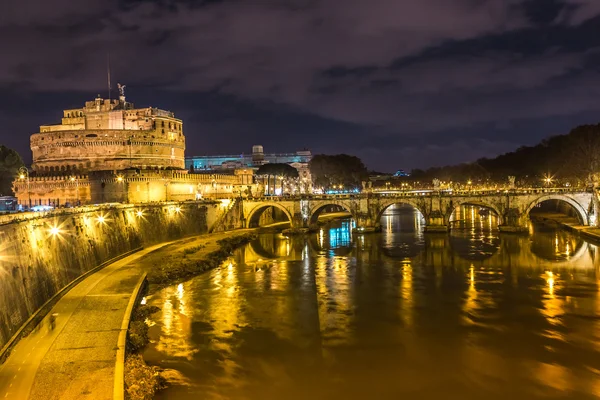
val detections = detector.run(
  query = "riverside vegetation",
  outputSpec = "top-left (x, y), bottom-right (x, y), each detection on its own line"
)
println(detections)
top-left (124, 231), bottom-right (257, 400)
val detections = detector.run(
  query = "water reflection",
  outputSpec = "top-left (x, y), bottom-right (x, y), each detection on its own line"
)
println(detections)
top-left (145, 207), bottom-right (600, 400)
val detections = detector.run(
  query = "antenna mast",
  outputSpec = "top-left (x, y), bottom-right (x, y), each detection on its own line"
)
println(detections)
top-left (107, 53), bottom-right (112, 100)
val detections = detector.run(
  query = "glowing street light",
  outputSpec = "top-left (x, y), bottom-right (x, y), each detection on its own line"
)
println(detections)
top-left (136, 210), bottom-right (143, 218)
top-left (96, 215), bottom-right (106, 224)
top-left (543, 174), bottom-right (553, 187)
top-left (49, 226), bottom-right (61, 236)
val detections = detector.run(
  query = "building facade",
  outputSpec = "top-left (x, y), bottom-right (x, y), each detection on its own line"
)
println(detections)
top-left (14, 90), bottom-right (255, 207)
top-left (32, 93), bottom-right (185, 174)
top-left (188, 144), bottom-right (311, 177)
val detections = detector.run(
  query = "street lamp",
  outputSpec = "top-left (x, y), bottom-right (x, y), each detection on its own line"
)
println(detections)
top-left (70, 176), bottom-right (79, 206)
top-left (543, 174), bottom-right (553, 187)
top-left (18, 167), bottom-right (31, 210)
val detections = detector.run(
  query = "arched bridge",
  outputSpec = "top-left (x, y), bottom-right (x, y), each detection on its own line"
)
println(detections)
top-left (234, 188), bottom-right (598, 233)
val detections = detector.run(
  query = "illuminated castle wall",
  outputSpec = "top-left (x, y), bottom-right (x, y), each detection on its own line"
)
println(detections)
top-left (31, 94), bottom-right (185, 174)
top-left (14, 92), bottom-right (256, 206)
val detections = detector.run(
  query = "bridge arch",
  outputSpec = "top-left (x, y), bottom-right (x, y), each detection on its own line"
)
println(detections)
top-left (525, 194), bottom-right (589, 226)
top-left (247, 202), bottom-right (294, 228)
top-left (377, 200), bottom-right (426, 223)
top-left (308, 201), bottom-right (355, 225)
top-left (448, 201), bottom-right (504, 227)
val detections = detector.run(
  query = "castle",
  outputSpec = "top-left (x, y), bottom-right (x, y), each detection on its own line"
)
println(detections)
top-left (14, 88), bottom-right (254, 207)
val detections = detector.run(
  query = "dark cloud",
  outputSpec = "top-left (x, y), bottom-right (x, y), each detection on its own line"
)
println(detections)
top-left (1, 0), bottom-right (600, 171)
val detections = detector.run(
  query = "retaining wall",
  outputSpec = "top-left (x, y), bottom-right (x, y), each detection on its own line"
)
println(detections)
top-left (0, 202), bottom-right (219, 348)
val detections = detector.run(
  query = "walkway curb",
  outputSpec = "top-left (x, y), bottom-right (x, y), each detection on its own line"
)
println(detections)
top-left (0, 247), bottom-right (143, 365)
top-left (114, 272), bottom-right (148, 400)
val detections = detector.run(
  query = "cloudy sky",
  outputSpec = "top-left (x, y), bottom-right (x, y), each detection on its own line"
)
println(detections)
top-left (1, 0), bottom-right (600, 171)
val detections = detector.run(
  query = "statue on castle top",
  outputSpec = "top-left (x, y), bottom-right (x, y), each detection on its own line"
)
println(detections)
top-left (117, 83), bottom-right (126, 97)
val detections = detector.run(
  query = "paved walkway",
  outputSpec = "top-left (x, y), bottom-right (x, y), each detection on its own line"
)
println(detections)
top-left (0, 242), bottom-right (173, 400)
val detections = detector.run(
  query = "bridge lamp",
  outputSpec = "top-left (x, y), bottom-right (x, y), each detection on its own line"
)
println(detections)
top-left (97, 215), bottom-right (106, 224)
top-left (467, 180), bottom-right (472, 185)
top-left (136, 210), bottom-right (144, 218)
top-left (175, 206), bottom-right (181, 213)
top-left (117, 176), bottom-right (124, 183)
top-left (49, 226), bottom-right (61, 236)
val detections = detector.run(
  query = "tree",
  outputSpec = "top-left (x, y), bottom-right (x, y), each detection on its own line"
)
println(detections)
top-left (563, 124), bottom-right (600, 185)
top-left (256, 163), bottom-right (299, 195)
top-left (309, 154), bottom-right (368, 191)
top-left (0, 145), bottom-right (24, 196)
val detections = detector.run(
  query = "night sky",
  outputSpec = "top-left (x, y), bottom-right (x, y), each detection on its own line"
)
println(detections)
top-left (2, 0), bottom-right (600, 172)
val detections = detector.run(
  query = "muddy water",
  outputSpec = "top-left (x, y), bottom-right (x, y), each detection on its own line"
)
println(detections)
top-left (144, 205), bottom-right (600, 400)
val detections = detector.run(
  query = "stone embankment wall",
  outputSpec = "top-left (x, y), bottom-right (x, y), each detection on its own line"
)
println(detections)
top-left (0, 202), bottom-right (221, 349)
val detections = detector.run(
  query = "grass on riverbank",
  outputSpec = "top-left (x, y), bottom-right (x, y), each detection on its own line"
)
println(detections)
top-left (146, 232), bottom-right (257, 286)
top-left (124, 304), bottom-right (164, 400)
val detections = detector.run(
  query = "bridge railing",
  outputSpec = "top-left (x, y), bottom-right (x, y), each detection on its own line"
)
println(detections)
top-left (244, 187), bottom-right (592, 202)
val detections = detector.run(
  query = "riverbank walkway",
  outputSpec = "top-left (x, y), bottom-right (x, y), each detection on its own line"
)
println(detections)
top-left (0, 243), bottom-right (172, 400)
top-left (0, 230), bottom-right (252, 400)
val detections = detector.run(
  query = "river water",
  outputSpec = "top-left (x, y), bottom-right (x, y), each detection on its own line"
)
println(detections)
top-left (143, 204), bottom-right (600, 400)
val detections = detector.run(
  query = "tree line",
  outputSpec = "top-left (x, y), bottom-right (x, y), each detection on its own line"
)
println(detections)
top-left (410, 124), bottom-right (600, 185)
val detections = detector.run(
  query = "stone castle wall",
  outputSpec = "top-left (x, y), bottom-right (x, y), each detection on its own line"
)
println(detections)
top-left (0, 202), bottom-right (221, 349)
top-left (31, 129), bottom-right (185, 174)
top-left (13, 170), bottom-right (258, 207)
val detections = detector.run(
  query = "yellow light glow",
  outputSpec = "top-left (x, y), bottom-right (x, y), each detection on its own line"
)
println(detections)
top-left (49, 226), bottom-right (61, 236)
top-left (546, 271), bottom-right (555, 296)
top-left (117, 176), bottom-right (123, 182)
top-left (175, 207), bottom-right (181, 213)
top-left (19, 174), bottom-right (25, 180)
top-left (136, 210), bottom-right (143, 217)
top-left (220, 199), bottom-right (231, 208)
top-left (97, 215), bottom-right (106, 224)
top-left (70, 176), bottom-right (75, 182)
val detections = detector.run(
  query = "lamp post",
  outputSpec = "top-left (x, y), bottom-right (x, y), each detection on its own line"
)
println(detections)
top-left (18, 167), bottom-right (31, 210)
top-left (70, 176), bottom-right (79, 206)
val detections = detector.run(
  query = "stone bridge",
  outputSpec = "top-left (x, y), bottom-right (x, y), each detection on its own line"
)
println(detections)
top-left (237, 188), bottom-right (598, 233)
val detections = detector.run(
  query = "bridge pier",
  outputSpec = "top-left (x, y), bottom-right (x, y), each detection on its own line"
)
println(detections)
top-left (424, 211), bottom-right (448, 233)
top-left (498, 208), bottom-right (529, 233)
top-left (352, 214), bottom-right (377, 233)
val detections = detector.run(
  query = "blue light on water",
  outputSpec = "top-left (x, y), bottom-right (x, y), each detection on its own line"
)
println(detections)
top-left (328, 220), bottom-right (352, 248)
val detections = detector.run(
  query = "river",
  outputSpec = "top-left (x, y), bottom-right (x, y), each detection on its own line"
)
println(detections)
top-left (143, 204), bottom-right (600, 399)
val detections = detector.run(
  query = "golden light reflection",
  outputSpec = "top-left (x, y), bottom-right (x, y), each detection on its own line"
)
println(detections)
top-left (541, 270), bottom-right (565, 332)
top-left (532, 362), bottom-right (572, 392)
top-left (156, 283), bottom-right (195, 360)
top-left (546, 271), bottom-right (555, 296)
top-left (400, 261), bottom-right (414, 328)
top-left (206, 258), bottom-right (244, 365)
top-left (462, 264), bottom-right (480, 326)
top-left (316, 255), bottom-right (353, 346)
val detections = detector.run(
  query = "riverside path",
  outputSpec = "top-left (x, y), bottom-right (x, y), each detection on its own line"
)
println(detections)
top-left (0, 243), bottom-right (171, 400)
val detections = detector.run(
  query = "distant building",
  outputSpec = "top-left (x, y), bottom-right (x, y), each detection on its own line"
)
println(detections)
top-left (394, 169), bottom-right (410, 177)
top-left (187, 145), bottom-right (312, 181)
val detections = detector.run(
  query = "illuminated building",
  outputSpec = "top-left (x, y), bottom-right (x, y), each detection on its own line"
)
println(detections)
top-left (13, 88), bottom-right (255, 207)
